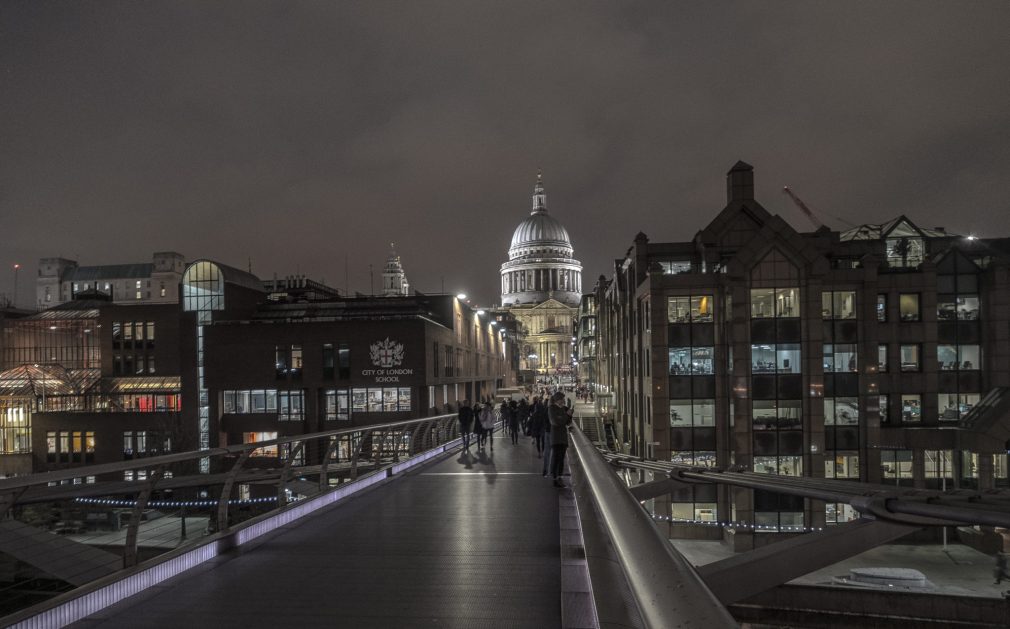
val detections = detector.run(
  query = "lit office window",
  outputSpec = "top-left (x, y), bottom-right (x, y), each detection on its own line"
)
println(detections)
top-left (881, 450), bottom-right (913, 479)
top-left (751, 288), bottom-right (799, 319)
top-left (938, 393), bottom-right (980, 421)
top-left (751, 344), bottom-right (800, 374)
top-left (900, 394), bottom-right (921, 423)
top-left (899, 344), bottom-right (921, 371)
top-left (669, 399), bottom-right (715, 427)
top-left (898, 293), bottom-right (920, 321)
top-left (669, 346), bottom-right (714, 375)
top-left (823, 344), bottom-right (857, 372)
top-left (938, 344), bottom-right (980, 371)
top-left (824, 452), bottom-right (859, 479)
top-left (821, 291), bottom-right (856, 320)
top-left (824, 397), bottom-right (859, 426)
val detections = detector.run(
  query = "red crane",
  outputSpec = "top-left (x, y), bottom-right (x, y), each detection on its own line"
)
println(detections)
top-left (782, 186), bottom-right (824, 231)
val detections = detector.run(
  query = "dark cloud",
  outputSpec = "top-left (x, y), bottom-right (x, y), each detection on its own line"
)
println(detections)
top-left (2, 1), bottom-right (1009, 305)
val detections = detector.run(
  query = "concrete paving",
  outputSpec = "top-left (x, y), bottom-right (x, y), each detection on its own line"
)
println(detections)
top-left (72, 436), bottom-right (563, 629)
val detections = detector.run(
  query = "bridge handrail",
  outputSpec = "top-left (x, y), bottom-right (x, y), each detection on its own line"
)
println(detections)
top-left (568, 425), bottom-right (738, 629)
top-left (607, 454), bottom-right (1010, 528)
top-left (0, 413), bottom-right (457, 492)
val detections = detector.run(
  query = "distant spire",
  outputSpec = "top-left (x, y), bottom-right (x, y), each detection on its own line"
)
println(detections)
top-left (532, 170), bottom-right (546, 214)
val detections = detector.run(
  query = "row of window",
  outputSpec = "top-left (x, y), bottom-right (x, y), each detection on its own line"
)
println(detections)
top-left (112, 394), bottom-right (181, 412)
top-left (45, 431), bottom-right (95, 463)
top-left (112, 321), bottom-right (156, 342)
top-left (112, 354), bottom-right (157, 375)
top-left (670, 393), bottom-right (980, 428)
top-left (222, 388), bottom-right (413, 418)
top-left (123, 430), bottom-right (172, 456)
top-left (671, 449), bottom-right (1010, 481)
top-left (665, 290), bottom-right (982, 323)
top-left (222, 390), bottom-right (306, 420)
top-left (669, 343), bottom-right (982, 375)
top-left (276, 343), bottom-right (356, 379)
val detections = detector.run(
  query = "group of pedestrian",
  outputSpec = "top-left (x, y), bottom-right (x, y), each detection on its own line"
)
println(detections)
top-left (457, 390), bottom-right (574, 488)
top-left (456, 399), bottom-right (497, 451)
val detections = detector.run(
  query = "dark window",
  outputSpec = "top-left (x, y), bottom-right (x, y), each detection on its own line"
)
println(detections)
top-left (323, 343), bottom-right (335, 379)
top-left (338, 342), bottom-right (350, 379)
top-left (275, 346), bottom-right (288, 378)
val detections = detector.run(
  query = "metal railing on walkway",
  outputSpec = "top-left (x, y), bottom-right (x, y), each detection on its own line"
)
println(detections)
top-left (0, 413), bottom-right (464, 627)
top-left (605, 453), bottom-right (1010, 528)
top-left (568, 425), bottom-right (738, 628)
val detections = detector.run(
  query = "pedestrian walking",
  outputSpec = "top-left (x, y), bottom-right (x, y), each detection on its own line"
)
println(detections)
top-left (518, 398), bottom-right (530, 435)
top-left (500, 400), bottom-right (512, 440)
top-left (507, 400), bottom-right (520, 444)
top-left (473, 401), bottom-right (485, 449)
top-left (457, 399), bottom-right (474, 450)
top-left (548, 391), bottom-right (573, 487)
top-left (480, 401), bottom-right (495, 451)
top-left (530, 398), bottom-right (547, 458)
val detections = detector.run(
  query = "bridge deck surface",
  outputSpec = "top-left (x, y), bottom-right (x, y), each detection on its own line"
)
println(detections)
top-left (73, 435), bottom-right (562, 628)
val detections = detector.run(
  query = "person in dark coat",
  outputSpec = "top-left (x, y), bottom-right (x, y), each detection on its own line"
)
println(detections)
top-left (517, 398), bottom-right (530, 435)
top-left (479, 401), bottom-right (496, 450)
top-left (529, 398), bottom-right (547, 458)
top-left (473, 401), bottom-right (485, 449)
top-left (457, 399), bottom-right (474, 450)
top-left (548, 391), bottom-right (573, 487)
top-left (507, 400), bottom-right (520, 444)
top-left (500, 400), bottom-right (512, 440)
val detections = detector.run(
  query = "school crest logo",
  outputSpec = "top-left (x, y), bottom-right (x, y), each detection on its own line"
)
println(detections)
top-left (370, 337), bottom-right (405, 368)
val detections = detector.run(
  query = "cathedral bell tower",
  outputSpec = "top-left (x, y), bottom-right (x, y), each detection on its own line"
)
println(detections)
top-left (382, 243), bottom-right (410, 297)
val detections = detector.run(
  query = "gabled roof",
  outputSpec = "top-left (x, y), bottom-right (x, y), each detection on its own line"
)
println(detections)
top-left (0, 365), bottom-right (100, 397)
top-left (840, 216), bottom-right (954, 241)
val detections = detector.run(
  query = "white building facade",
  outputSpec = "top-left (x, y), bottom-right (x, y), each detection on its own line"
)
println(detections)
top-left (500, 174), bottom-right (583, 375)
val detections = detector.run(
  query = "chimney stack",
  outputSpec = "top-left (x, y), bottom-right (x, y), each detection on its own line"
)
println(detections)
top-left (727, 160), bottom-right (754, 203)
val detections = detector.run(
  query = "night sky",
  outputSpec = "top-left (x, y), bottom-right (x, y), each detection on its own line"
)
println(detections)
top-left (3, 2), bottom-right (1009, 307)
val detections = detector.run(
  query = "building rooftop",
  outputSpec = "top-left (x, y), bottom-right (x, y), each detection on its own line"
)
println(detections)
top-left (62, 264), bottom-right (156, 282)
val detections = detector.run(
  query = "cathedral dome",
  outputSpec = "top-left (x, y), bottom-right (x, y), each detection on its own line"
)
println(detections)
top-left (507, 173), bottom-right (574, 260)
top-left (500, 172), bottom-right (582, 308)
top-left (509, 212), bottom-right (572, 252)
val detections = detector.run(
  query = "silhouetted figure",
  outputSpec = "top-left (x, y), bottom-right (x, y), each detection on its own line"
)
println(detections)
top-left (458, 400), bottom-right (474, 450)
top-left (548, 391), bottom-right (573, 487)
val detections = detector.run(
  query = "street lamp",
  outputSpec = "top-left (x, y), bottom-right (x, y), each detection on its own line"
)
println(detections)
top-left (456, 293), bottom-right (467, 300)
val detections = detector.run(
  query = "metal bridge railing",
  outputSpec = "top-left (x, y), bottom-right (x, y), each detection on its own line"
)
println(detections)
top-left (604, 452), bottom-right (1010, 528)
top-left (568, 425), bottom-right (738, 628)
top-left (0, 413), bottom-right (462, 625)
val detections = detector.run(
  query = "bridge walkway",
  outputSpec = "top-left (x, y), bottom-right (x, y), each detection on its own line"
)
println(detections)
top-left (71, 435), bottom-right (562, 629)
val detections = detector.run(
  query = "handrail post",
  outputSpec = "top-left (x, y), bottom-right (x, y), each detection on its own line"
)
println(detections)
top-left (278, 440), bottom-right (306, 506)
top-left (320, 436), bottom-right (341, 491)
top-left (124, 466), bottom-right (164, 568)
top-left (217, 450), bottom-right (251, 533)
top-left (351, 431), bottom-right (364, 480)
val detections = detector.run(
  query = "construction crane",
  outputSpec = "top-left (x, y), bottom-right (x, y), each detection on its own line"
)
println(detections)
top-left (782, 186), bottom-right (825, 231)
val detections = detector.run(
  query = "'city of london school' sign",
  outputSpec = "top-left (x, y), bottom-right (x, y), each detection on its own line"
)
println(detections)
top-left (362, 337), bottom-right (414, 382)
